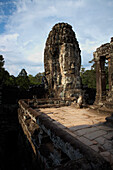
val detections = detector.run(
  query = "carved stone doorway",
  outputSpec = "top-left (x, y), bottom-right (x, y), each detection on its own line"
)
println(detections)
top-left (93, 37), bottom-right (113, 105)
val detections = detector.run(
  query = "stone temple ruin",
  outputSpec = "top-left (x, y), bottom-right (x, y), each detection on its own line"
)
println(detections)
top-left (16, 23), bottom-right (113, 169)
top-left (44, 23), bottom-right (82, 99)
top-left (1, 22), bottom-right (113, 169)
top-left (93, 37), bottom-right (113, 126)
top-left (94, 37), bottom-right (113, 105)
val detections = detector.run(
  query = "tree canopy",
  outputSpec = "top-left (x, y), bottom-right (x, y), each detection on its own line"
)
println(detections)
top-left (0, 55), bottom-right (4, 69)
top-left (1, 55), bottom-right (109, 91)
top-left (80, 67), bottom-right (96, 88)
top-left (80, 63), bottom-right (108, 89)
top-left (0, 55), bottom-right (10, 85)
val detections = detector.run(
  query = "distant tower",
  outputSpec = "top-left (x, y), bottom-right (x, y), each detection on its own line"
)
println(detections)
top-left (44, 23), bottom-right (82, 99)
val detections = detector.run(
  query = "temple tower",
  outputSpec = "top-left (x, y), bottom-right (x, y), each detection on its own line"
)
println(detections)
top-left (44, 23), bottom-right (82, 99)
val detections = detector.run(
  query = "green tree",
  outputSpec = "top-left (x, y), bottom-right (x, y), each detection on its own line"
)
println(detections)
top-left (28, 72), bottom-right (45, 85)
top-left (35, 72), bottom-right (45, 85)
top-left (4, 75), bottom-right (16, 86)
top-left (0, 55), bottom-right (11, 85)
top-left (80, 66), bottom-right (85, 76)
top-left (0, 55), bottom-right (4, 69)
top-left (81, 62), bottom-right (108, 89)
top-left (80, 66), bottom-right (96, 89)
top-left (28, 74), bottom-right (39, 85)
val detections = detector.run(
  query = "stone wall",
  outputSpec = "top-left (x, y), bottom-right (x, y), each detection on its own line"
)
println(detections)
top-left (18, 99), bottom-right (112, 170)
top-left (44, 23), bottom-right (82, 99)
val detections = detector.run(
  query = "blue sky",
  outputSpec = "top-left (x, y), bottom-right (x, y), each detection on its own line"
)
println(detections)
top-left (0, 0), bottom-right (113, 76)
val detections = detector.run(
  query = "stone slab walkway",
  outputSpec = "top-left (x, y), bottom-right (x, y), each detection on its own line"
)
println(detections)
top-left (39, 106), bottom-right (113, 168)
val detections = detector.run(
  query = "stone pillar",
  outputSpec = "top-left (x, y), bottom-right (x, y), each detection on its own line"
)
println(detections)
top-left (107, 38), bottom-right (113, 101)
top-left (109, 54), bottom-right (113, 100)
top-left (95, 60), bottom-right (100, 104)
top-left (108, 57), bottom-right (111, 92)
top-left (101, 57), bottom-right (106, 101)
top-left (95, 57), bottom-right (106, 104)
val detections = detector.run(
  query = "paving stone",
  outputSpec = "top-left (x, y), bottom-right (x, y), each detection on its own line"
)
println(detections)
top-left (76, 127), bottom-right (98, 136)
top-left (69, 125), bottom-right (91, 132)
top-left (39, 106), bottom-right (113, 166)
top-left (90, 145), bottom-right (99, 152)
top-left (92, 140), bottom-right (98, 145)
top-left (103, 142), bottom-right (113, 150)
top-left (98, 145), bottom-right (105, 152)
top-left (40, 107), bottom-right (108, 128)
top-left (95, 136), bottom-right (106, 145)
top-left (100, 151), bottom-right (111, 162)
top-left (98, 125), bottom-right (113, 132)
top-left (92, 122), bottom-right (104, 127)
top-left (100, 151), bottom-right (111, 157)
top-left (77, 136), bottom-right (93, 146)
top-left (104, 132), bottom-right (113, 140)
top-left (84, 130), bottom-right (107, 140)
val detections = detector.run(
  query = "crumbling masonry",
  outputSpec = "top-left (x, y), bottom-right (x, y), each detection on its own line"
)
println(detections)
top-left (17, 24), bottom-right (113, 169)
top-left (44, 23), bottom-right (82, 99)
top-left (93, 37), bottom-right (113, 104)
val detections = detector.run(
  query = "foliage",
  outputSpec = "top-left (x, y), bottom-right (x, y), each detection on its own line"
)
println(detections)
top-left (28, 74), bottom-right (39, 85)
top-left (0, 55), bottom-right (4, 69)
top-left (5, 75), bottom-right (16, 86)
top-left (35, 72), bottom-right (45, 84)
top-left (80, 67), bottom-right (96, 89)
top-left (0, 55), bottom-right (11, 85)
top-left (28, 72), bottom-right (45, 85)
top-left (15, 69), bottom-right (45, 89)
top-left (0, 58), bottom-right (45, 89)
top-left (81, 63), bottom-right (109, 89)
top-left (0, 69), bottom-right (10, 84)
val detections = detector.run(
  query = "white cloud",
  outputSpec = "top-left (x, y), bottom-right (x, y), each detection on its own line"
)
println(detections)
top-left (0, 33), bottom-right (19, 51)
top-left (0, 0), bottom-right (113, 76)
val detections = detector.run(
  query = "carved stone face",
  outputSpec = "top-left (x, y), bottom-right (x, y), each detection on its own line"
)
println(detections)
top-left (44, 23), bottom-right (82, 98)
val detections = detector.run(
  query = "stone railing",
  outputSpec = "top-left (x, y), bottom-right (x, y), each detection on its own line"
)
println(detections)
top-left (18, 99), bottom-right (111, 170)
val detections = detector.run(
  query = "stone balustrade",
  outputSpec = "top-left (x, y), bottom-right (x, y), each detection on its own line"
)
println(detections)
top-left (18, 99), bottom-right (111, 169)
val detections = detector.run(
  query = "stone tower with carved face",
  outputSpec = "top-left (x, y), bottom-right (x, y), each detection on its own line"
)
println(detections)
top-left (44, 23), bottom-right (82, 99)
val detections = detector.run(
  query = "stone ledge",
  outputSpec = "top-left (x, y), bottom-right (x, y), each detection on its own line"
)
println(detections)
top-left (18, 99), bottom-right (112, 169)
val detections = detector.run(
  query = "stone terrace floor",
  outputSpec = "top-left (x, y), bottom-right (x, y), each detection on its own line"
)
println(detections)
top-left (39, 106), bottom-right (113, 168)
